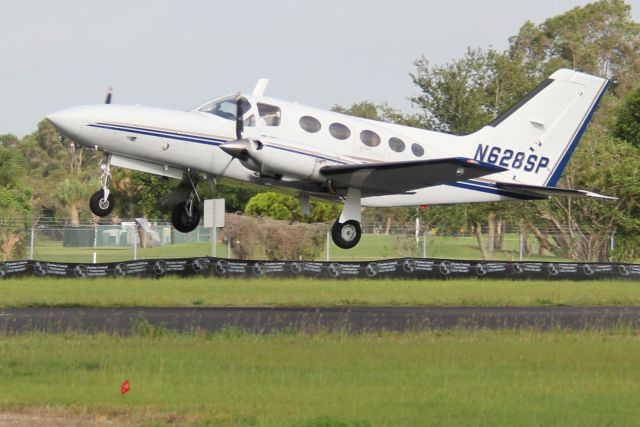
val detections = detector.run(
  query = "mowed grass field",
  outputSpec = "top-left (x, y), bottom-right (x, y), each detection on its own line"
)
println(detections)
top-left (32, 232), bottom-right (565, 263)
top-left (1, 330), bottom-right (640, 426)
top-left (3, 276), bottom-right (640, 425)
top-left (1, 277), bottom-right (640, 307)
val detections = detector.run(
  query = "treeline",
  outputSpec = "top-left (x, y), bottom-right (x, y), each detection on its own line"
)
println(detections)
top-left (1, 0), bottom-right (639, 262)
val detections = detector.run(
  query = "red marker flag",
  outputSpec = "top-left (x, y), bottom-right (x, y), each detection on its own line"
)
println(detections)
top-left (120, 379), bottom-right (130, 395)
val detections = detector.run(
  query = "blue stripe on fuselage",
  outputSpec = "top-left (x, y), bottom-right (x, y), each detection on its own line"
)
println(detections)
top-left (88, 123), bottom-right (226, 145)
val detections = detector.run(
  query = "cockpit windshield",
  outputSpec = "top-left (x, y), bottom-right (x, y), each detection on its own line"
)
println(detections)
top-left (198, 97), bottom-right (251, 121)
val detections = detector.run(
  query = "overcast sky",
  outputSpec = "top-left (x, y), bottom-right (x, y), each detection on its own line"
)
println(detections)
top-left (1, 0), bottom-right (638, 137)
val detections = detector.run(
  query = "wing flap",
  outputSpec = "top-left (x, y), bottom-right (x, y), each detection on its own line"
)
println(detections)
top-left (495, 182), bottom-right (616, 199)
top-left (320, 158), bottom-right (506, 195)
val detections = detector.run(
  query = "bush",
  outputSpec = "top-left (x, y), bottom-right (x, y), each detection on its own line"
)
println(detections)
top-left (245, 192), bottom-right (341, 223)
top-left (222, 214), bottom-right (325, 260)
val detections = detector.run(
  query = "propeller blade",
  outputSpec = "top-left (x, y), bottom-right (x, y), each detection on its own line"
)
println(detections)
top-left (105, 86), bottom-right (113, 104)
top-left (235, 94), bottom-right (243, 139)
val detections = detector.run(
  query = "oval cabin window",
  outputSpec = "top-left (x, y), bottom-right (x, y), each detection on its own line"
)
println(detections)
top-left (388, 137), bottom-right (405, 152)
top-left (360, 130), bottom-right (381, 147)
top-left (299, 116), bottom-right (322, 133)
top-left (411, 143), bottom-right (425, 157)
top-left (329, 123), bottom-right (351, 140)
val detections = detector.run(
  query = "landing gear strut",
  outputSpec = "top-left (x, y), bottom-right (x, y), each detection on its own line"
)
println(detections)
top-left (90, 155), bottom-right (114, 217)
top-left (331, 187), bottom-right (362, 249)
top-left (170, 172), bottom-right (201, 233)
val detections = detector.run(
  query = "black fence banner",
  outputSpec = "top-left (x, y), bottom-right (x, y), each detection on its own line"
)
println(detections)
top-left (1, 258), bottom-right (640, 280)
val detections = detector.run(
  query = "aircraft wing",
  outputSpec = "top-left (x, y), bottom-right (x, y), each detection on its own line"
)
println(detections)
top-left (495, 182), bottom-right (616, 199)
top-left (319, 158), bottom-right (506, 195)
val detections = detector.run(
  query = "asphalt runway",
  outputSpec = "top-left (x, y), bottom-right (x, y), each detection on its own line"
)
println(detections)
top-left (2, 306), bottom-right (640, 333)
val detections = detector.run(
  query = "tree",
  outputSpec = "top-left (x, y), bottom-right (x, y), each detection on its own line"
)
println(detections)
top-left (509, 0), bottom-right (640, 83)
top-left (54, 179), bottom-right (91, 225)
top-left (614, 86), bottom-right (640, 147)
top-left (0, 146), bottom-right (32, 260)
top-left (0, 134), bottom-right (19, 147)
top-left (410, 48), bottom-right (535, 134)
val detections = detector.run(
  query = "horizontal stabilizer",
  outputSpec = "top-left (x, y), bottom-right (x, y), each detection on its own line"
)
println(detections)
top-left (495, 182), bottom-right (616, 200)
top-left (320, 158), bottom-right (506, 195)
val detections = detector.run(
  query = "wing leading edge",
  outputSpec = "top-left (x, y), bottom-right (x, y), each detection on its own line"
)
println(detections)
top-left (319, 158), bottom-right (506, 196)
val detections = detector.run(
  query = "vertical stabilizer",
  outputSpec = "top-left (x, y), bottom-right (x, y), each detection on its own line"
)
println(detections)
top-left (469, 69), bottom-right (609, 186)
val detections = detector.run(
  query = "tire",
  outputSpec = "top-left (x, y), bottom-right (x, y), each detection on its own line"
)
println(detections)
top-left (89, 189), bottom-right (114, 217)
top-left (171, 202), bottom-right (200, 233)
top-left (331, 219), bottom-right (362, 249)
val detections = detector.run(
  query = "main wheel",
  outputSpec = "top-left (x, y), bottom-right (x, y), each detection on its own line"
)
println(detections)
top-left (331, 219), bottom-right (362, 249)
top-left (171, 202), bottom-right (200, 233)
top-left (89, 189), bottom-right (114, 217)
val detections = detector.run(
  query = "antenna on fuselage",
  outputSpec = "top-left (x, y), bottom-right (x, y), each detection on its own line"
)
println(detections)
top-left (252, 78), bottom-right (269, 96)
top-left (105, 86), bottom-right (113, 104)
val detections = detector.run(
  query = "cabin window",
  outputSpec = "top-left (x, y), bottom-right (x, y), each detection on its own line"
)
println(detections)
top-left (199, 97), bottom-right (251, 121)
top-left (411, 143), bottom-right (424, 157)
top-left (360, 130), bottom-right (381, 147)
top-left (257, 103), bottom-right (281, 126)
top-left (329, 123), bottom-right (350, 140)
top-left (299, 116), bottom-right (322, 133)
top-left (388, 137), bottom-right (405, 152)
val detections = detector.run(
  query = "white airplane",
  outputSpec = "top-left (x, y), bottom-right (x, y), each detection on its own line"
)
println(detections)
top-left (47, 69), bottom-right (612, 249)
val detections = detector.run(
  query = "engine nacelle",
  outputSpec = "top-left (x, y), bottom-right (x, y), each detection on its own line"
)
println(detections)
top-left (249, 140), bottom-right (328, 181)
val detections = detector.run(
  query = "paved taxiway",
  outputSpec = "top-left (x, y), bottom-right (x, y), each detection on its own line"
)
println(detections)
top-left (1, 306), bottom-right (640, 333)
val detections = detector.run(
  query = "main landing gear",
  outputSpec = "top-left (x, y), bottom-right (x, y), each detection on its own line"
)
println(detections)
top-left (168, 172), bottom-right (201, 233)
top-left (331, 187), bottom-right (362, 249)
top-left (90, 155), bottom-right (114, 217)
top-left (171, 198), bottom-right (200, 233)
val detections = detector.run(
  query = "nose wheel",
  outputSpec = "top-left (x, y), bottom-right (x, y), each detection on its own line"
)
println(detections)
top-left (331, 219), bottom-right (362, 249)
top-left (90, 189), bottom-right (114, 217)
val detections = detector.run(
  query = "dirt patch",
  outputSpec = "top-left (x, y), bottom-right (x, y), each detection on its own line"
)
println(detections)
top-left (0, 410), bottom-right (102, 426)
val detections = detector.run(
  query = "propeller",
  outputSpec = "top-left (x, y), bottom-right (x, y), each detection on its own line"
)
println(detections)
top-left (105, 86), bottom-right (113, 104)
top-left (219, 93), bottom-right (263, 172)
top-left (235, 93), bottom-right (243, 139)
top-left (221, 93), bottom-right (253, 161)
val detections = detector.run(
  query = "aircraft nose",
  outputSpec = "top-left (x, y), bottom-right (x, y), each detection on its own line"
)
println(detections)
top-left (45, 106), bottom-right (91, 140)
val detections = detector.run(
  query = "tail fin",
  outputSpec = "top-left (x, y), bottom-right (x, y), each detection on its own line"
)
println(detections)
top-left (469, 69), bottom-right (609, 187)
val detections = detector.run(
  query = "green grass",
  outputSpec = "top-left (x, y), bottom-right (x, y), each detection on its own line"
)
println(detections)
top-left (1, 330), bottom-right (640, 426)
top-left (1, 277), bottom-right (640, 307)
top-left (32, 232), bottom-right (567, 263)
top-left (33, 239), bottom-right (229, 263)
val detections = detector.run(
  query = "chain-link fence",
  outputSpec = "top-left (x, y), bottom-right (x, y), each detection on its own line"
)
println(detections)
top-left (0, 218), bottom-right (617, 263)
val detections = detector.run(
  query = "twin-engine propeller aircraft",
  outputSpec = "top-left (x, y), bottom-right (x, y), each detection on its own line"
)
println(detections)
top-left (47, 69), bottom-right (612, 249)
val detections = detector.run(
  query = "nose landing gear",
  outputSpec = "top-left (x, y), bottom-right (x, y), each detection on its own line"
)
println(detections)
top-left (90, 155), bottom-right (115, 217)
